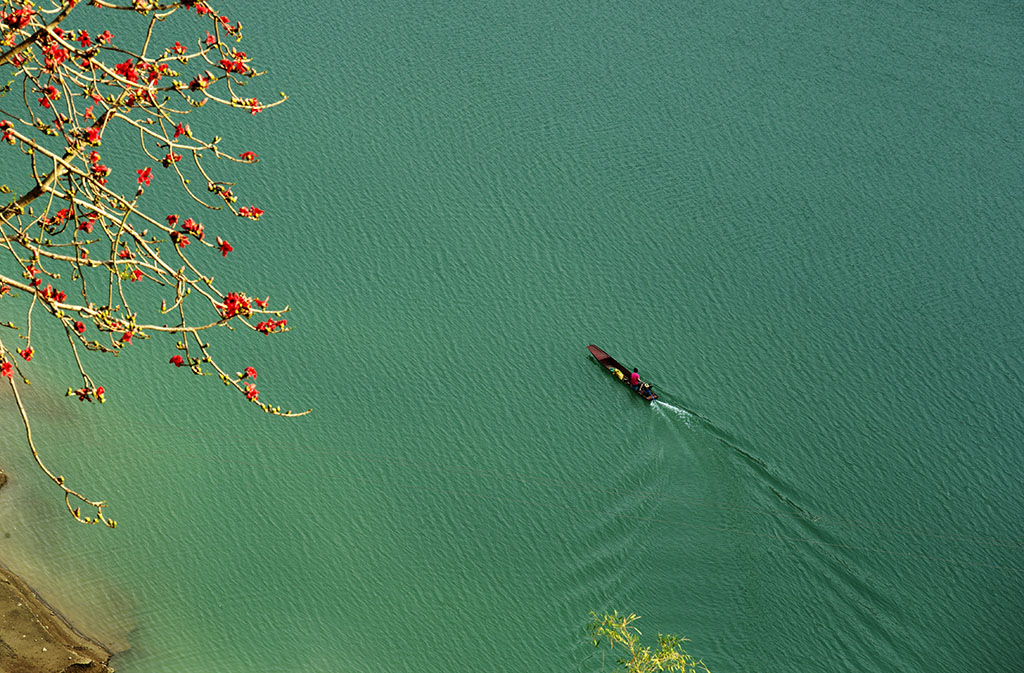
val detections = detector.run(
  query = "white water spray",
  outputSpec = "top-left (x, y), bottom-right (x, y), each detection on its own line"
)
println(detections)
top-left (652, 400), bottom-right (695, 426)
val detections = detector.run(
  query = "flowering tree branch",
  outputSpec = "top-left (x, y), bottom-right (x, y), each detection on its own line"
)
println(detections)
top-left (0, 0), bottom-right (309, 527)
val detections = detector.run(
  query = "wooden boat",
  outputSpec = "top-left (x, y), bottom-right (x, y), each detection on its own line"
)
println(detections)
top-left (587, 345), bottom-right (658, 401)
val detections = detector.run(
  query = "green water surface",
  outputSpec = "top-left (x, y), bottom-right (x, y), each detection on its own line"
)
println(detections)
top-left (1, 1), bottom-right (1022, 672)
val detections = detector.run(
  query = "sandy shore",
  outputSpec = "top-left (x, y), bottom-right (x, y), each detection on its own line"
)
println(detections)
top-left (0, 469), bottom-right (115, 673)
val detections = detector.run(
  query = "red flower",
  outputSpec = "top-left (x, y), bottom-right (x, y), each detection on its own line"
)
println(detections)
top-left (19, 347), bottom-right (33, 361)
top-left (172, 41), bottom-right (186, 55)
top-left (121, 331), bottom-right (133, 344)
top-left (238, 206), bottom-right (264, 220)
top-left (97, 30), bottom-right (113, 45)
top-left (205, 30), bottom-right (216, 45)
top-left (244, 366), bottom-right (257, 379)
top-left (115, 59), bottom-right (138, 83)
top-left (255, 318), bottom-right (287, 335)
top-left (219, 58), bottom-right (247, 75)
top-left (169, 355), bottom-right (185, 367)
top-left (77, 30), bottom-right (91, 47)
top-left (42, 44), bottom-right (67, 70)
top-left (217, 237), bottom-right (232, 257)
top-left (253, 297), bottom-right (268, 309)
top-left (1, 361), bottom-right (11, 378)
top-left (239, 151), bottom-right (257, 161)
top-left (174, 122), bottom-right (190, 138)
top-left (188, 74), bottom-right (210, 91)
top-left (94, 386), bottom-right (105, 401)
top-left (90, 162), bottom-right (110, 183)
top-left (74, 321), bottom-right (86, 334)
top-left (170, 231), bottom-right (189, 247)
top-left (40, 285), bottom-right (66, 303)
top-left (182, 217), bottom-right (204, 239)
top-left (2, 7), bottom-right (35, 30)
top-left (137, 167), bottom-right (153, 185)
top-left (162, 151), bottom-right (182, 166)
top-left (118, 247), bottom-right (134, 259)
top-left (244, 383), bottom-right (259, 402)
top-left (220, 292), bottom-right (252, 319)
top-left (166, 214), bottom-right (179, 226)
top-left (87, 126), bottom-right (102, 144)
top-left (131, 269), bottom-right (143, 282)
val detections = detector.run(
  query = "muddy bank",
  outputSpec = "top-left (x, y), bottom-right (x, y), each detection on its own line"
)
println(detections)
top-left (0, 469), bottom-right (115, 673)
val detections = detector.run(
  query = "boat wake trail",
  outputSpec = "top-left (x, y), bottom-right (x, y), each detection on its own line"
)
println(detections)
top-left (652, 400), bottom-right (697, 427)
top-left (651, 399), bottom-right (768, 469)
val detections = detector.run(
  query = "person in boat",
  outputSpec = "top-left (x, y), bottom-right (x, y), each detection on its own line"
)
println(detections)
top-left (630, 368), bottom-right (641, 390)
top-left (639, 381), bottom-right (653, 396)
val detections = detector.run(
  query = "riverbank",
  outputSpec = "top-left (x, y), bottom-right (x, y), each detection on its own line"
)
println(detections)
top-left (0, 469), bottom-right (115, 673)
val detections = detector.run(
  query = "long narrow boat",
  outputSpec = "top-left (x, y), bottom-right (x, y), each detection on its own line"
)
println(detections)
top-left (587, 344), bottom-right (658, 401)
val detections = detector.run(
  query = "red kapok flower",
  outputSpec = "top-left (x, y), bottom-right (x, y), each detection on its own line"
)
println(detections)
top-left (19, 347), bottom-right (33, 361)
top-left (137, 167), bottom-right (153, 185)
top-left (182, 217), bottom-right (204, 239)
top-left (244, 366), bottom-right (257, 379)
top-left (239, 151), bottom-right (257, 161)
top-left (244, 383), bottom-right (259, 402)
top-left (238, 206), bottom-right (264, 220)
top-left (74, 321), bottom-right (86, 334)
top-left (216, 237), bottom-right (232, 257)
top-left (131, 269), bottom-right (143, 282)
top-left (255, 318), bottom-right (287, 335)
top-left (121, 331), bottom-right (132, 344)
top-left (115, 59), bottom-right (138, 83)
top-left (220, 292), bottom-right (251, 319)
top-left (90, 162), bottom-right (110, 184)
top-left (97, 30), bottom-right (113, 45)
top-left (169, 355), bottom-right (185, 367)
top-left (2, 7), bottom-right (35, 30)
top-left (1, 361), bottom-right (11, 378)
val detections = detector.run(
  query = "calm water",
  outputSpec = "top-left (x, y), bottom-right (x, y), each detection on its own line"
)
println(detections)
top-left (1, 1), bottom-right (1022, 671)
